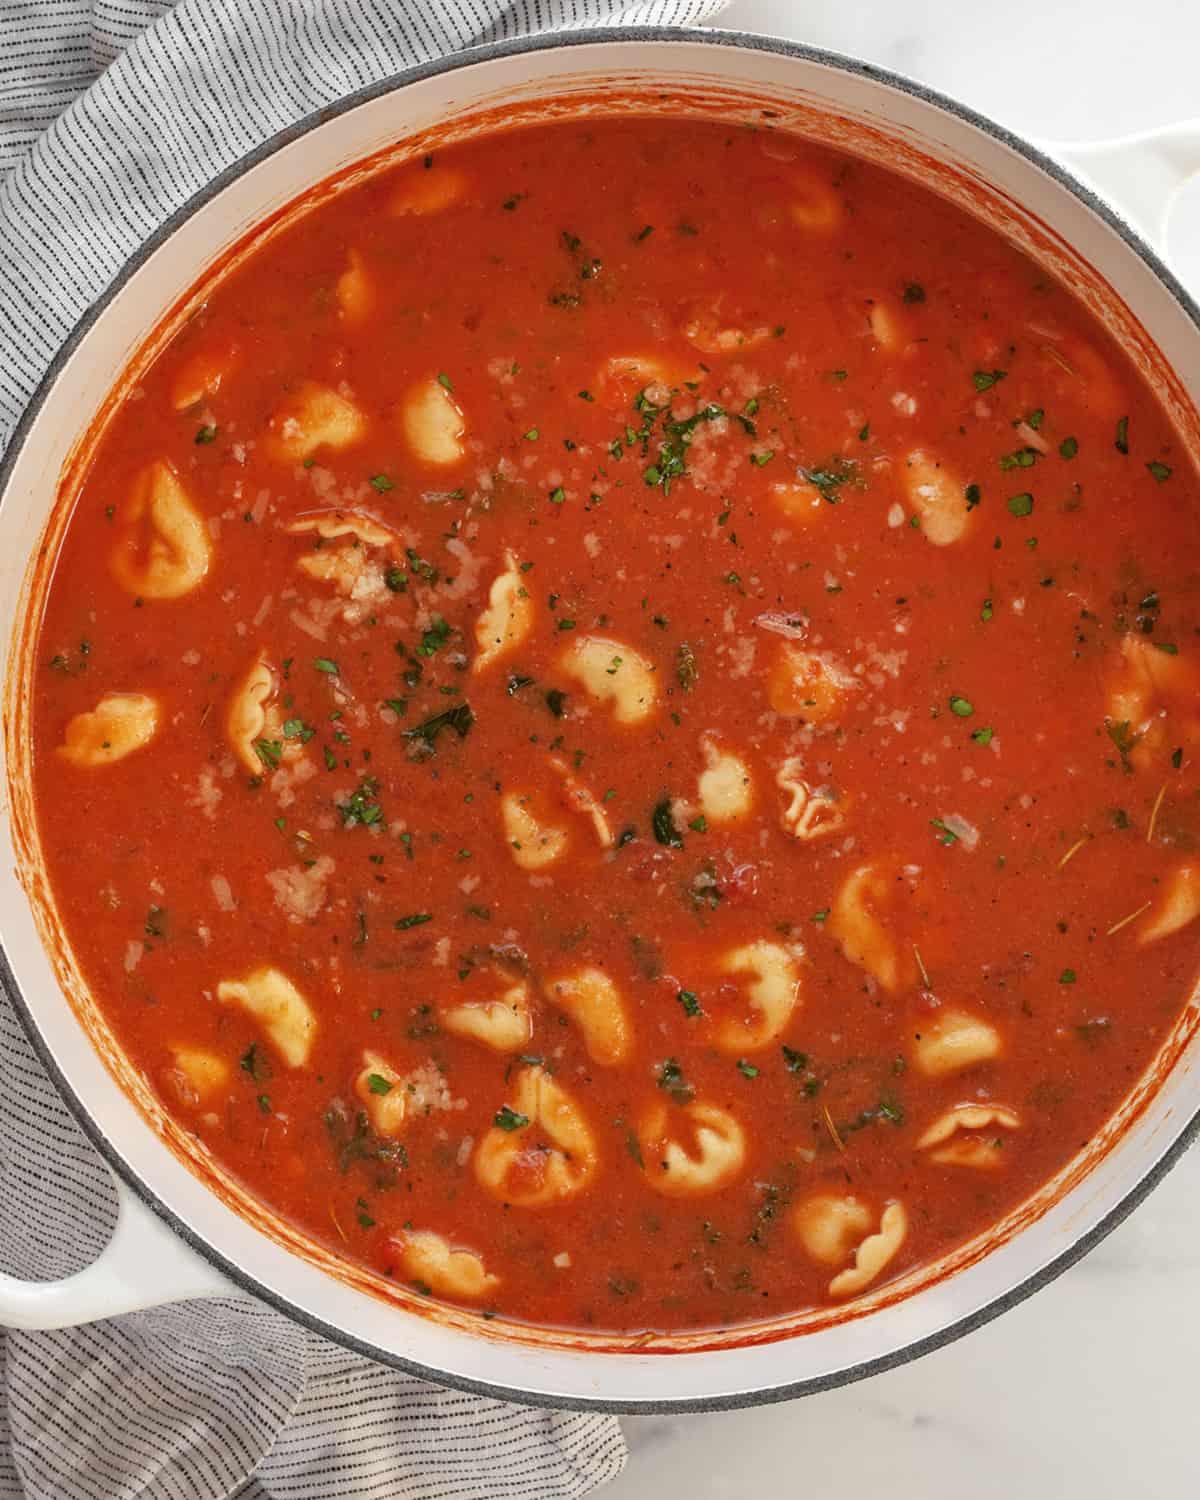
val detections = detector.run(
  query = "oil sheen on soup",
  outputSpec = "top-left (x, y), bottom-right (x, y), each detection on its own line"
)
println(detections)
top-left (32, 117), bottom-right (1200, 1336)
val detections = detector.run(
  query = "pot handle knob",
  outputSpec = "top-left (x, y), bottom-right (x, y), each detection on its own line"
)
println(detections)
top-left (0, 1174), bottom-right (235, 1329)
top-left (1043, 122), bottom-right (1200, 257)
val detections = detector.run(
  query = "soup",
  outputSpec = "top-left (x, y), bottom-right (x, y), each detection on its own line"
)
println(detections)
top-left (30, 116), bottom-right (1200, 1335)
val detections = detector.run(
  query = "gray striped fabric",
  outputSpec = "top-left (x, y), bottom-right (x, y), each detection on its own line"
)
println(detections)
top-left (0, 2), bottom-right (726, 1495)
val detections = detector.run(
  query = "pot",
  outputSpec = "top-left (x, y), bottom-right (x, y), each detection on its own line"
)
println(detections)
top-left (0, 28), bottom-right (1198, 1413)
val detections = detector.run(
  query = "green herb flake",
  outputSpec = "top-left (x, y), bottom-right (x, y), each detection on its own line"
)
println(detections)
top-left (194, 424), bottom-right (218, 445)
top-left (1060, 435), bottom-right (1079, 459)
top-left (494, 1105), bottom-right (530, 1131)
top-left (1059, 968), bottom-right (1077, 984)
top-left (366, 1073), bottom-right (393, 1095)
top-left (436, 372), bottom-right (454, 392)
top-left (677, 989), bottom-right (702, 1018)
top-left (314, 657), bottom-right (339, 675)
top-left (902, 282), bottom-right (926, 304)
top-left (369, 473), bottom-right (395, 493)
top-left (1007, 492), bottom-right (1034, 518)
top-left (651, 798), bottom-right (683, 849)
top-left (395, 912), bottom-right (432, 930)
top-left (736, 1059), bottom-right (760, 1079)
top-left (1115, 415), bottom-right (1129, 454)
top-left (949, 694), bottom-right (974, 717)
top-left (973, 368), bottom-right (1008, 391)
top-left (1147, 460), bottom-right (1172, 482)
top-left (971, 726), bottom-right (995, 746)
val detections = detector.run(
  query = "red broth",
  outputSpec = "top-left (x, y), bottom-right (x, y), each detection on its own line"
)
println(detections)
top-left (30, 118), bottom-right (1200, 1334)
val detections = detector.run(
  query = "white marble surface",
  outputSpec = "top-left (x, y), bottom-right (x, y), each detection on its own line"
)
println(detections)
top-left (606, 2), bottom-right (1200, 1495)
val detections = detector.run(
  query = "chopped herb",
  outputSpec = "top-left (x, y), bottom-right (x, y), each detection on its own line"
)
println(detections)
top-left (799, 458), bottom-right (858, 504)
top-left (811, 908), bottom-right (830, 925)
top-left (1060, 436), bottom-right (1079, 459)
top-left (417, 615), bottom-right (451, 657)
top-left (1154, 641), bottom-right (1179, 655)
top-left (677, 989), bottom-right (702, 1018)
top-left (1147, 460), bottom-right (1172, 482)
top-left (366, 1073), bottom-right (393, 1095)
top-left (965, 482), bottom-right (982, 509)
top-left (257, 1094), bottom-right (272, 1114)
top-left (1059, 968), bottom-right (1077, 984)
top-left (750, 450), bottom-right (775, 467)
top-left (688, 815), bottom-right (707, 833)
top-left (240, 1042), bottom-right (270, 1081)
top-left (395, 912), bottom-right (432, 930)
top-left (973, 368), bottom-right (1008, 391)
top-left (1025, 408), bottom-right (1045, 430)
top-left (494, 1105), bottom-right (530, 1131)
top-left (736, 1059), bottom-right (760, 1079)
top-left (1007, 492), bottom-right (1034, 517)
top-left (652, 798), bottom-right (683, 849)
top-left (930, 817), bottom-right (959, 846)
top-left (523, 427), bottom-right (539, 441)
top-left (635, 224), bottom-right (654, 241)
top-left (981, 596), bottom-right (994, 622)
top-left (949, 694), bottom-right (974, 717)
top-left (1106, 718), bottom-right (1142, 772)
top-left (369, 474), bottom-right (395, 493)
top-left (782, 1045), bottom-right (808, 1072)
top-left (194, 424), bottom-right (217, 444)
top-left (404, 702), bottom-right (475, 752)
top-left (999, 447), bottom-right (1038, 471)
top-left (253, 738), bottom-right (283, 770)
top-left (548, 485), bottom-right (566, 504)
top-left (971, 726), bottom-right (995, 746)
top-left (385, 567), bottom-right (407, 592)
top-left (506, 674), bottom-right (534, 696)
top-left (436, 372), bottom-right (454, 392)
top-left (339, 777), bottom-right (383, 827)
top-left (314, 657), bottom-right (339, 675)
top-left (902, 282), bottom-right (926, 304)
top-left (1115, 415), bottom-right (1129, 454)
top-left (656, 1057), bottom-right (694, 1104)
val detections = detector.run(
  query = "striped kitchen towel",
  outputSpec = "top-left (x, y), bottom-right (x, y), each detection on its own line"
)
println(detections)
top-left (0, 2), bottom-right (726, 1496)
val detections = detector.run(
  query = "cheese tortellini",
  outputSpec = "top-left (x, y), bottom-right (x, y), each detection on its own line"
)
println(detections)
top-left (543, 967), bottom-right (632, 1067)
top-left (557, 635), bottom-right (659, 725)
top-left (169, 1045), bottom-right (231, 1103)
top-left (216, 965), bottom-right (316, 1068)
top-left (393, 1229), bottom-right (499, 1301)
top-left (474, 1065), bottom-right (597, 1207)
top-left (794, 1195), bottom-right (907, 1298)
top-left (500, 791), bottom-right (569, 871)
top-left (170, 340), bottom-right (238, 411)
top-left (828, 859), bottom-right (920, 993)
top-left (866, 295), bottom-right (908, 354)
top-left (902, 449), bottom-right (973, 546)
top-left (713, 940), bottom-right (801, 1053)
top-left (637, 1100), bottom-right (746, 1197)
top-left (354, 1051), bottom-right (408, 1136)
top-left (389, 164), bottom-right (469, 217)
top-left (472, 550), bottom-right (533, 674)
top-left (1107, 635), bottom-right (1197, 769)
top-left (911, 1006), bottom-right (1002, 1077)
top-left (399, 377), bottom-right (466, 466)
top-left (776, 759), bottom-right (845, 841)
top-left (594, 353), bottom-right (685, 411)
top-left (110, 461), bottom-right (213, 600)
top-left (696, 736), bottom-right (754, 825)
top-left (335, 250), bottom-right (374, 323)
top-left (917, 1103), bottom-right (1020, 1168)
top-left (682, 302), bottom-right (772, 354)
top-left (226, 655), bottom-right (302, 776)
top-left (788, 167), bottom-right (844, 232)
top-left (549, 757), bottom-right (614, 849)
top-left (287, 511), bottom-right (396, 598)
top-left (266, 381), bottom-right (367, 463)
top-left (1138, 863), bottom-right (1200, 945)
top-left (57, 692), bottom-right (159, 767)
top-left (766, 644), bottom-right (851, 722)
top-left (441, 978), bottom-right (532, 1053)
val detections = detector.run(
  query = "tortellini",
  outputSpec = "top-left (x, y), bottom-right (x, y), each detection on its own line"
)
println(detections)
top-left (500, 791), bottom-right (569, 871)
top-left (866, 295), bottom-right (908, 353)
top-left (917, 1103), bottom-right (1020, 1168)
top-left (696, 736), bottom-right (754, 825)
top-left (474, 1065), bottom-right (597, 1207)
top-left (713, 940), bottom-right (801, 1053)
top-left (266, 381), bottom-right (367, 463)
top-left (776, 759), bottom-right (845, 840)
top-left (549, 758), bottom-right (613, 849)
top-left (57, 692), bottom-right (159, 767)
top-left (911, 1006), bottom-right (1002, 1077)
top-left (794, 1195), bottom-right (907, 1298)
top-left (902, 449), bottom-right (973, 546)
top-left (789, 167), bottom-right (844, 232)
top-left (399, 377), bottom-right (466, 466)
top-left (110, 461), bottom-right (213, 600)
top-left (557, 635), bottom-right (659, 725)
top-left (682, 303), bottom-right (772, 354)
top-left (170, 339), bottom-right (239, 411)
top-left (169, 1046), bottom-right (231, 1102)
top-left (1138, 863), bottom-right (1200, 945)
top-left (287, 512), bottom-right (396, 597)
top-left (1107, 635), bottom-right (1196, 768)
top-left (393, 1229), bottom-right (499, 1301)
top-left (216, 965), bottom-right (316, 1068)
top-left (770, 478), bottom-right (828, 527)
top-left (766, 644), bottom-right (851, 722)
top-left (637, 1100), bottom-right (746, 1197)
top-left (389, 164), bottom-right (469, 217)
top-left (441, 979), bottom-right (532, 1053)
top-left (828, 860), bottom-right (920, 993)
top-left (543, 967), bottom-right (632, 1067)
top-left (226, 655), bottom-right (302, 776)
top-left (472, 550), bottom-right (534, 674)
top-left (335, 250), bottom-right (373, 323)
top-left (354, 1051), bottom-right (408, 1136)
top-left (594, 353), bottom-right (684, 411)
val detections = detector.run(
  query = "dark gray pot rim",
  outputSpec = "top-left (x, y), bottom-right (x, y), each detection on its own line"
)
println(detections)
top-left (2, 23), bottom-right (1197, 1415)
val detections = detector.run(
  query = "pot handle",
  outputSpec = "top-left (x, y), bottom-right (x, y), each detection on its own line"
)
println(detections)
top-left (0, 1174), bottom-right (235, 1330)
top-left (1043, 121), bottom-right (1200, 257)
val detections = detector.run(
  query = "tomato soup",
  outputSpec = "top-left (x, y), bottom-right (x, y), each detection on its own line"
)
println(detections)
top-left (30, 117), bottom-right (1200, 1335)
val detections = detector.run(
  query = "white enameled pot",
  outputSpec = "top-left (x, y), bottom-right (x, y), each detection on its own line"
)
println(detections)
top-left (0, 29), bottom-right (1198, 1413)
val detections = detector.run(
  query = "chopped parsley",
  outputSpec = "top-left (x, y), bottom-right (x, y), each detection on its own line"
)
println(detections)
top-left (404, 702), bottom-right (475, 752)
top-left (366, 1073), bottom-right (393, 1095)
top-left (313, 657), bottom-right (339, 675)
top-left (395, 912), bottom-right (432, 930)
top-left (1059, 435), bottom-right (1079, 459)
top-left (973, 368), bottom-right (1007, 391)
top-left (949, 694), bottom-right (974, 717)
top-left (677, 989), bottom-right (702, 1018)
top-left (494, 1105), bottom-right (529, 1131)
top-left (1007, 492), bottom-right (1034, 518)
top-left (339, 777), bottom-right (383, 827)
top-left (1147, 460), bottom-right (1172, 482)
top-left (369, 473), bottom-right (395, 493)
top-left (1115, 415), bottom-right (1129, 454)
top-left (651, 798), bottom-right (683, 849)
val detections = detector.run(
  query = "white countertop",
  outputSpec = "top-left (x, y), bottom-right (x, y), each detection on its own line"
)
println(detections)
top-left (608, 1), bottom-right (1200, 1494)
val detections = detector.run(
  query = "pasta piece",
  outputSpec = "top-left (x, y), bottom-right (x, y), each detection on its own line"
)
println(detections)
top-left (682, 302), bottom-right (772, 354)
top-left (770, 478), bottom-right (828, 526)
top-left (1106, 635), bottom-right (1196, 768)
top-left (441, 979), bottom-right (532, 1053)
top-left (789, 168), bottom-right (843, 232)
top-left (500, 792), bottom-right (569, 871)
top-left (917, 1103), bottom-right (1020, 1168)
top-left (389, 165), bottom-right (469, 217)
top-left (558, 635), bottom-right (659, 725)
top-left (776, 759), bottom-right (845, 840)
top-left (169, 1046), bottom-right (231, 1102)
top-left (474, 1065), bottom-right (597, 1207)
top-left (57, 693), bottom-right (159, 767)
top-left (543, 967), bottom-right (632, 1067)
top-left (902, 449), bottom-right (972, 545)
top-left (696, 736), bottom-right (754, 826)
top-left (828, 860), bottom-right (919, 993)
top-left (225, 655), bottom-right (303, 776)
top-left (392, 1229), bottom-right (499, 1301)
top-left (399, 377), bottom-right (466, 466)
top-left (911, 1006), bottom-right (1002, 1077)
top-left (637, 1100), bottom-right (746, 1197)
top-left (1138, 863), bottom-right (1200, 945)
top-left (216, 966), bottom-right (316, 1068)
top-left (766, 644), bottom-right (850, 722)
top-left (549, 758), bottom-right (613, 849)
top-left (110, 461), bottom-right (213, 599)
top-left (713, 940), bottom-right (801, 1052)
top-left (286, 512), bottom-right (395, 549)
top-left (593, 353), bottom-right (682, 411)
top-left (287, 512), bottom-right (397, 599)
top-left (472, 550), bottom-right (533, 673)
top-left (827, 1202), bottom-right (908, 1298)
top-left (866, 296), bottom-right (907, 353)
top-left (266, 381), bottom-right (367, 463)
top-left (335, 250), bottom-right (373, 323)
top-left (793, 1193), bottom-right (875, 1265)
top-left (170, 339), bottom-right (239, 411)
top-left (354, 1051), bottom-right (408, 1136)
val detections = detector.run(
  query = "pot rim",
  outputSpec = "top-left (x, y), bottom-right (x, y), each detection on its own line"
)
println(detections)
top-left (3, 23), bottom-right (1199, 1413)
